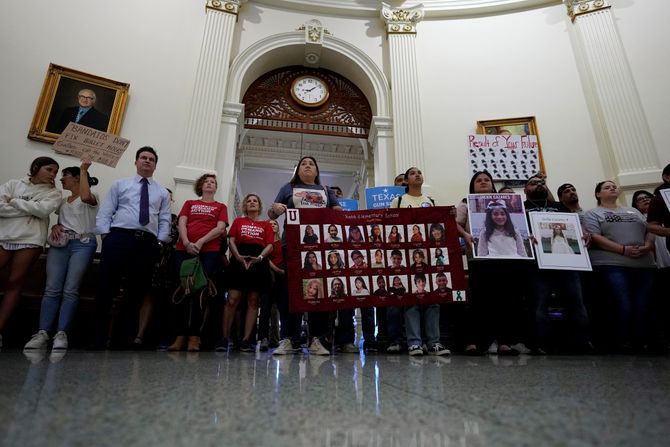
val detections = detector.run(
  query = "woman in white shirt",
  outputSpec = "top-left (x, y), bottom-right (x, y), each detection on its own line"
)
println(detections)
top-left (24, 157), bottom-right (99, 351)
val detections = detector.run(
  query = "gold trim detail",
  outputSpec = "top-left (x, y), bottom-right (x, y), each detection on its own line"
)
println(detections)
top-left (381, 2), bottom-right (424, 35)
top-left (566, 0), bottom-right (611, 22)
top-left (206, 0), bottom-right (244, 15)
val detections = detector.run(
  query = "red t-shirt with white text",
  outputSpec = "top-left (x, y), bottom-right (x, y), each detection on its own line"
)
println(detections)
top-left (228, 217), bottom-right (274, 248)
top-left (176, 200), bottom-right (228, 252)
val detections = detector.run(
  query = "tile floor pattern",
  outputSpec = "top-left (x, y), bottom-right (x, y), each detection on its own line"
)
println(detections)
top-left (1, 350), bottom-right (669, 447)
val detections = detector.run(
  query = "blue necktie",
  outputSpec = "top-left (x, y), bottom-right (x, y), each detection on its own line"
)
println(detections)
top-left (76, 108), bottom-right (86, 123)
top-left (139, 178), bottom-right (149, 226)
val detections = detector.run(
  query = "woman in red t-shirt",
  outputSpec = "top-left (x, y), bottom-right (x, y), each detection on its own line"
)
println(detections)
top-left (168, 174), bottom-right (228, 352)
top-left (221, 193), bottom-right (274, 352)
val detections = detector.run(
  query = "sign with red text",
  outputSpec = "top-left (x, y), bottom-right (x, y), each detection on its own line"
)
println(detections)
top-left (53, 122), bottom-right (130, 167)
top-left (286, 207), bottom-right (467, 312)
top-left (468, 134), bottom-right (539, 180)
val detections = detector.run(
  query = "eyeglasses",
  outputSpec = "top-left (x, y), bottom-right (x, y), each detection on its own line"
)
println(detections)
top-left (635, 196), bottom-right (652, 202)
top-left (78, 95), bottom-right (95, 100)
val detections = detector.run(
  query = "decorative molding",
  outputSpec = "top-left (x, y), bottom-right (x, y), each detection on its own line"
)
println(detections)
top-left (296, 19), bottom-right (331, 67)
top-left (252, 0), bottom-right (558, 18)
top-left (381, 3), bottom-right (425, 34)
top-left (206, 0), bottom-right (246, 15)
top-left (565, 0), bottom-right (610, 22)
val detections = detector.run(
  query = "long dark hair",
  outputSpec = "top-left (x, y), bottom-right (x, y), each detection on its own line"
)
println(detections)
top-left (303, 251), bottom-right (319, 271)
top-left (484, 203), bottom-right (516, 239)
top-left (62, 166), bottom-right (99, 186)
top-left (330, 277), bottom-right (345, 298)
top-left (29, 157), bottom-right (59, 177)
top-left (290, 156), bottom-right (321, 186)
top-left (468, 170), bottom-right (496, 194)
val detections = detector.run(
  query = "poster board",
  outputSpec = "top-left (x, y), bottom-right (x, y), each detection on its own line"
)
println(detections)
top-left (528, 212), bottom-right (592, 271)
top-left (286, 207), bottom-right (467, 312)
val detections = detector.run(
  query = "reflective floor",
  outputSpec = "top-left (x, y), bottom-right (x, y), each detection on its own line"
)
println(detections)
top-left (1, 350), bottom-right (669, 447)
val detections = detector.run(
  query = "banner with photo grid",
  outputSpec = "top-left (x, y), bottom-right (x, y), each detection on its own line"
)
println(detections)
top-left (286, 207), bottom-right (467, 312)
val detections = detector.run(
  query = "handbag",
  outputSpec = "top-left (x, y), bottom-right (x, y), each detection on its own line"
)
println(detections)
top-left (47, 230), bottom-right (68, 248)
top-left (173, 257), bottom-right (217, 307)
top-left (179, 257), bottom-right (208, 294)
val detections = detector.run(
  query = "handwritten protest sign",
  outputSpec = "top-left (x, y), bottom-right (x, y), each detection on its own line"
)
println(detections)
top-left (53, 122), bottom-right (130, 167)
top-left (468, 134), bottom-right (539, 180)
top-left (286, 207), bottom-right (467, 312)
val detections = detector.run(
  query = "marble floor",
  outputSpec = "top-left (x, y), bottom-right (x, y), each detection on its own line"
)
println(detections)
top-left (0, 350), bottom-right (669, 447)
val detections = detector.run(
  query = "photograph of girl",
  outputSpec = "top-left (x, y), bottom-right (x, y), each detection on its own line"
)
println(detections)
top-left (368, 224), bottom-right (384, 243)
top-left (302, 250), bottom-right (323, 271)
top-left (386, 225), bottom-right (403, 243)
top-left (474, 199), bottom-right (529, 258)
top-left (301, 224), bottom-right (319, 244)
top-left (431, 247), bottom-right (447, 266)
top-left (350, 276), bottom-right (370, 296)
top-left (326, 249), bottom-right (345, 270)
top-left (347, 225), bottom-right (366, 243)
top-left (328, 277), bottom-right (347, 299)
top-left (408, 224), bottom-right (424, 242)
top-left (303, 278), bottom-right (324, 300)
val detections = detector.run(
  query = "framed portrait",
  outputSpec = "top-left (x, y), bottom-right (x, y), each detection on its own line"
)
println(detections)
top-left (28, 63), bottom-right (129, 144)
top-left (467, 193), bottom-right (535, 260)
top-left (476, 116), bottom-right (546, 177)
top-left (528, 212), bottom-right (592, 271)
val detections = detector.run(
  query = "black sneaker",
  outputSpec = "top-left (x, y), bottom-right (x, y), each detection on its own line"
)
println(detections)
top-left (215, 337), bottom-right (229, 352)
top-left (364, 341), bottom-right (378, 353)
top-left (240, 340), bottom-right (255, 352)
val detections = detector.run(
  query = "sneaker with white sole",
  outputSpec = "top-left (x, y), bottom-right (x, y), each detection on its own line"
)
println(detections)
top-left (386, 343), bottom-right (401, 353)
top-left (24, 330), bottom-right (50, 350)
top-left (339, 343), bottom-right (359, 353)
top-left (408, 344), bottom-right (424, 356)
top-left (427, 342), bottom-right (450, 356)
top-left (52, 331), bottom-right (68, 350)
top-left (272, 338), bottom-right (296, 355)
top-left (309, 337), bottom-right (330, 356)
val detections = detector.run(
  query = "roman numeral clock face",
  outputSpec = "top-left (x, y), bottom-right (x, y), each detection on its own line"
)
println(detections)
top-left (290, 76), bottom-right (329, 107)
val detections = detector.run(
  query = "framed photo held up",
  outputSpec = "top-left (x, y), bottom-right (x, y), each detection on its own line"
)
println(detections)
top-left (528, 212), bottom-right (592, 271)
top-left (474, 116), bottom-right (546, 181)
top-left (28, 63), bottom-right (129, 144)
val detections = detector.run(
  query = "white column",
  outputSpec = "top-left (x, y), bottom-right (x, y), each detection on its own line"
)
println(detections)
top-left (369, 116), bottom-right (395, 186)
top-left (381, 3), bottom-right (425, 173)
top-left (566, 0), bottom-right (660, 187)
top-left (215, 102), bottom-right (244, 207)
top-left (174, 0), bottom-right (245, 199)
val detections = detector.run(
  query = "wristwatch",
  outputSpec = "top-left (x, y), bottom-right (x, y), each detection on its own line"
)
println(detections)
top-left (258, 255), bottom-right (264, 261)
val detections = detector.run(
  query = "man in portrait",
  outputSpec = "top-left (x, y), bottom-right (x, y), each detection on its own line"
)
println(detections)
top-left (53, 88), bottom-right (110, 133)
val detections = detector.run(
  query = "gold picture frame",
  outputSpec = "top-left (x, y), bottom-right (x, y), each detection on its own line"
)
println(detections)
top-left (476, 116), bottom-right (546, 176)
top-left (28, 63), bottom-right (129, 144)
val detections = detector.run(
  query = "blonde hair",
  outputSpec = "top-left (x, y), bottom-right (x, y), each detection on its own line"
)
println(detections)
top-left (241, 193), bottom-right (263, 214)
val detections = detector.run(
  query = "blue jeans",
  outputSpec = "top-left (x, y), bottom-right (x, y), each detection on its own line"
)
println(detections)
top-left (39, 238), bottom-right (97, 333)
top-left (404, 304), bottom-right (440, 347)
top-left (594, 265), bottom-right (654, 347)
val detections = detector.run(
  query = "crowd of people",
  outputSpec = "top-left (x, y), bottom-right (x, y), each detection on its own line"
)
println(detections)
top-left (1, 150), bottom-right (669, 357)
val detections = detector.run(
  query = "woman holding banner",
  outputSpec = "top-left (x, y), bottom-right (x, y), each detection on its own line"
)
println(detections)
top-left (456, 171), bottom-right (525, 356)
top-left (390, 167), bottom-right (449, 357)
top-left (268, 156), bottom-right (341, 356)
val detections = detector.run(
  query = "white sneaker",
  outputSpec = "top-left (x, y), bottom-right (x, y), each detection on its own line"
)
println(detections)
top-left (309, 337), bottom-right (330, 356)
top-left (24, 330), bottom-right (49, 350)
top-left (386, 343), bottom-right (401, 353)
top-left (52, 331), bottom-right (68, 350)
top-left (272, 338), bottom-right (295, 355)
top-left (340, 343), bottom-right (359, 353)
top-left (408, 344), bottom-right (424, 356)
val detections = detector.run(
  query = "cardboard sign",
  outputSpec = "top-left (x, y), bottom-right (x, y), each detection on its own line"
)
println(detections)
top-left (53, 122), bottom-right (130, 167)
top-left (286, 207), bottom-right (467, 312)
